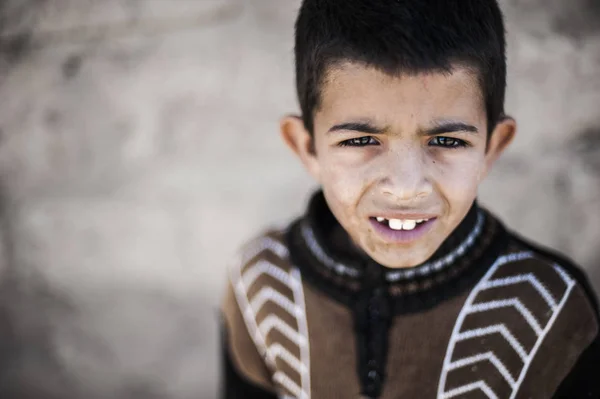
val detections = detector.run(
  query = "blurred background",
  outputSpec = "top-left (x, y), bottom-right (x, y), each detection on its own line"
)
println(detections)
top-left (0, 0), bottom-right (597, 398)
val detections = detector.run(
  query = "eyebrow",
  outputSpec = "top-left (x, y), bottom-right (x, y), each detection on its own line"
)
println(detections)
top-left (327, 120), bottom-right (479, 136)
top-left (422, 121), bottom-right (479, 136)
top-left (327, 122), bottom-right (386, 135)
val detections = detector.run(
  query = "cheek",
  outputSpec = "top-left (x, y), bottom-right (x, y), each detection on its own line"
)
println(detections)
top-left (431, 152), bottom-right (485, 200)
top-left (319, 157), bottom-right (374, 231)
top-left (319, 153), bottom-right (372, 203)
top-left (321, 169), bottom-right (367, 214)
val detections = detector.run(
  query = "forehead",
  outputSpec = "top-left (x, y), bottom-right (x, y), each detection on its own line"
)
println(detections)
top-left (317, 62), bottom-right (485, 128)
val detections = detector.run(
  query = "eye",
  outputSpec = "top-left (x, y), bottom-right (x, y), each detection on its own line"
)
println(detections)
top-left (429, 136), bottom-right (468, 148)
top-left (338, 136), bottom-right (379, 147)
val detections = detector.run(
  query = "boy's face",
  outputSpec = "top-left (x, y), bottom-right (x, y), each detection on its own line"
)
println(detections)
top-left (282, 62), bottom-right (515, 269)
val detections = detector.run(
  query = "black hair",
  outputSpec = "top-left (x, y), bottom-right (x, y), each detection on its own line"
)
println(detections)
top-left (294, 0), bottom-right (507, 136)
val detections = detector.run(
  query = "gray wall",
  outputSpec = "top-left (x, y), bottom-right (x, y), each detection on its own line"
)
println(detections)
top-left (0, 0), bottom-right (597, 398)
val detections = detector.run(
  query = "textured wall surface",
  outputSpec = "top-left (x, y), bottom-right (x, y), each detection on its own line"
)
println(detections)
top-left (0, 0), bottom-right (598, 398)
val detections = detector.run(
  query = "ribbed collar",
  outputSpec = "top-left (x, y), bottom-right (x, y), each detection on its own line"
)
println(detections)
top-left (286, 190), bottom-right (508, 309)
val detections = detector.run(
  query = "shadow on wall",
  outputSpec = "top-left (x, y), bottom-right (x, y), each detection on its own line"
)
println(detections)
top-left (500, 0), bottom-right (600, 292)
top-left (0, 0), bottom-right (38, 71)
top-left (570, 126), bottom-right (600, 288)
top-left (505, 0), bottom-right (600, 40)
top-left (551, 0), bottom-right (600, 39)
top-left (556, 0), bottom-right (600, 290)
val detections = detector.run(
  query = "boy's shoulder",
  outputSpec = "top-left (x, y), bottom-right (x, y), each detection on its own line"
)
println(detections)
top-left (491, 230), bottom-right (600, 360)
top-left (226, 227), bottom-right (298, 319)
top-left (503, 230), bottom-right (599, 319)
top-left (230, 227), bottom-right (293, 278)
top-left (223, 226), bottom-right (311, 398)
top-left (491, 232), bottom-right (600, 397)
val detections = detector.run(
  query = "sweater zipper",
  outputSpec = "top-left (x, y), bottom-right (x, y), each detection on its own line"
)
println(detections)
top-left (354, 261), bottom-right (392, 399)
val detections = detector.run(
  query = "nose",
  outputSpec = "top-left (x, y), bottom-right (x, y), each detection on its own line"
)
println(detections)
top-left (376, 146), bottom-right (433, 202)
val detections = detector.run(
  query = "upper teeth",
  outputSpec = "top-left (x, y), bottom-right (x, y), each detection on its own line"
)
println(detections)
top-left (375, 217), bottom-right (428, 231)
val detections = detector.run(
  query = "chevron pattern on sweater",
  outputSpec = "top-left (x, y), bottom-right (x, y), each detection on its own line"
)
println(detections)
top-left (438, 251), bottom-right (576, 399)
top-left (230, 233), bottom-right (311, 399)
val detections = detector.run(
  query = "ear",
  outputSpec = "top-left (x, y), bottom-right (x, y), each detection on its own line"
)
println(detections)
top-left (280, 115), bottom-right (321, 182)
top-left (481, 116), bottom-right (517, 180)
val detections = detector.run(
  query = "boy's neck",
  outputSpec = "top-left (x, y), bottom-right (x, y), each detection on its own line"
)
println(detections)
top-left (286, 189), bottom-right (508, 310)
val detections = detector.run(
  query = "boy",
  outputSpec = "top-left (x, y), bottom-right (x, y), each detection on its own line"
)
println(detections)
top-left (220, 0), bottom-right (600, 398)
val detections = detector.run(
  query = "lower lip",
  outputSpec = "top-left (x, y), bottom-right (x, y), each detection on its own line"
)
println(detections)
top-left (369, 218), bottom-right (437, 244)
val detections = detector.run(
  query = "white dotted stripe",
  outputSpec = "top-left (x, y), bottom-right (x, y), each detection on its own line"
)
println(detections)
top-left (300, 223), bottom-right (360, 278)
top-left (301, 210), bottom-right (486, 282)
top-left (387, 210), bottom-right (486, 282)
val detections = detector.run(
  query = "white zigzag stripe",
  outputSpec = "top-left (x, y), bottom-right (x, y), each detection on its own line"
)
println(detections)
top-left (259, 315), bottom-right (308, 347)
top-left (274, 371), bottom-right (307, 399)
top-left (449, 351), bottom-right (516, 387)
top-left (437, 252), bottom-right (534, 399)
top-left (480, 273), bottom-right (558, 310)
top-left (291, 267), bottom-right (312, 396)
top-left (242, 236), bottom-right (289, 264)
top-left (269, 343), bottom-right (307, 373)
top-left (509, 273), bottom-right (575, 399)
top-left (438, 251), bottom-right (577, 399)
top-left (553, 264), bottom-right (576, 287)
top-left (242, 260), bottom-right (298, 290)
top-left (230, 256), bottom-right (270, 364)
top-left (470, 298), bottom-right (543, 336)
top-left (442, 380), bottom-right (499, 399)
top-left (386, 211), bottom-right (485, 282)
top-left (249, 287), bottom-right (301, 317)
top-left (457, 324), bottom-right (529, 362)
top-left (231, 236), bottom-right (312, 399)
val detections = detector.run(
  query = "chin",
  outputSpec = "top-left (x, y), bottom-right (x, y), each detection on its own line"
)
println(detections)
top-left (371, 252), bottom-right (429, 269)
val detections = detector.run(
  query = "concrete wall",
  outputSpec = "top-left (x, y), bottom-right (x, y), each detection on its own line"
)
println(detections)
top-left (0, 0), bottom-right (597, 398)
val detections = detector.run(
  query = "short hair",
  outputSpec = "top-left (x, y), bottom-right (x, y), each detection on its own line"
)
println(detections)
top-left (294, 0), bottom-right (507, 136)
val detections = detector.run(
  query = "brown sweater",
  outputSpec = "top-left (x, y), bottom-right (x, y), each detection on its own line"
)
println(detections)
top-left (220, 191), bottom-right (599, 399)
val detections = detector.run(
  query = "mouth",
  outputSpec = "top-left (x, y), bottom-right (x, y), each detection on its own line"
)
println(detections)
top-left (369, 215), bottom-right (437, 244)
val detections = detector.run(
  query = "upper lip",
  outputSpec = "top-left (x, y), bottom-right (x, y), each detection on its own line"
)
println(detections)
top-left (369, 212), bottom-right (438, 220)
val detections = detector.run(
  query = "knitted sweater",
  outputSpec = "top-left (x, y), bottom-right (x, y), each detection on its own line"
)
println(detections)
top-left (220, 191), bottom-right (599, 399)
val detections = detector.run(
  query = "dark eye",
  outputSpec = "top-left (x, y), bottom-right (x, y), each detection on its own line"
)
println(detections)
top-left (339, 136), bottom-right (379, 147)
top-left (429, 136), bottom-right (467, 148)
